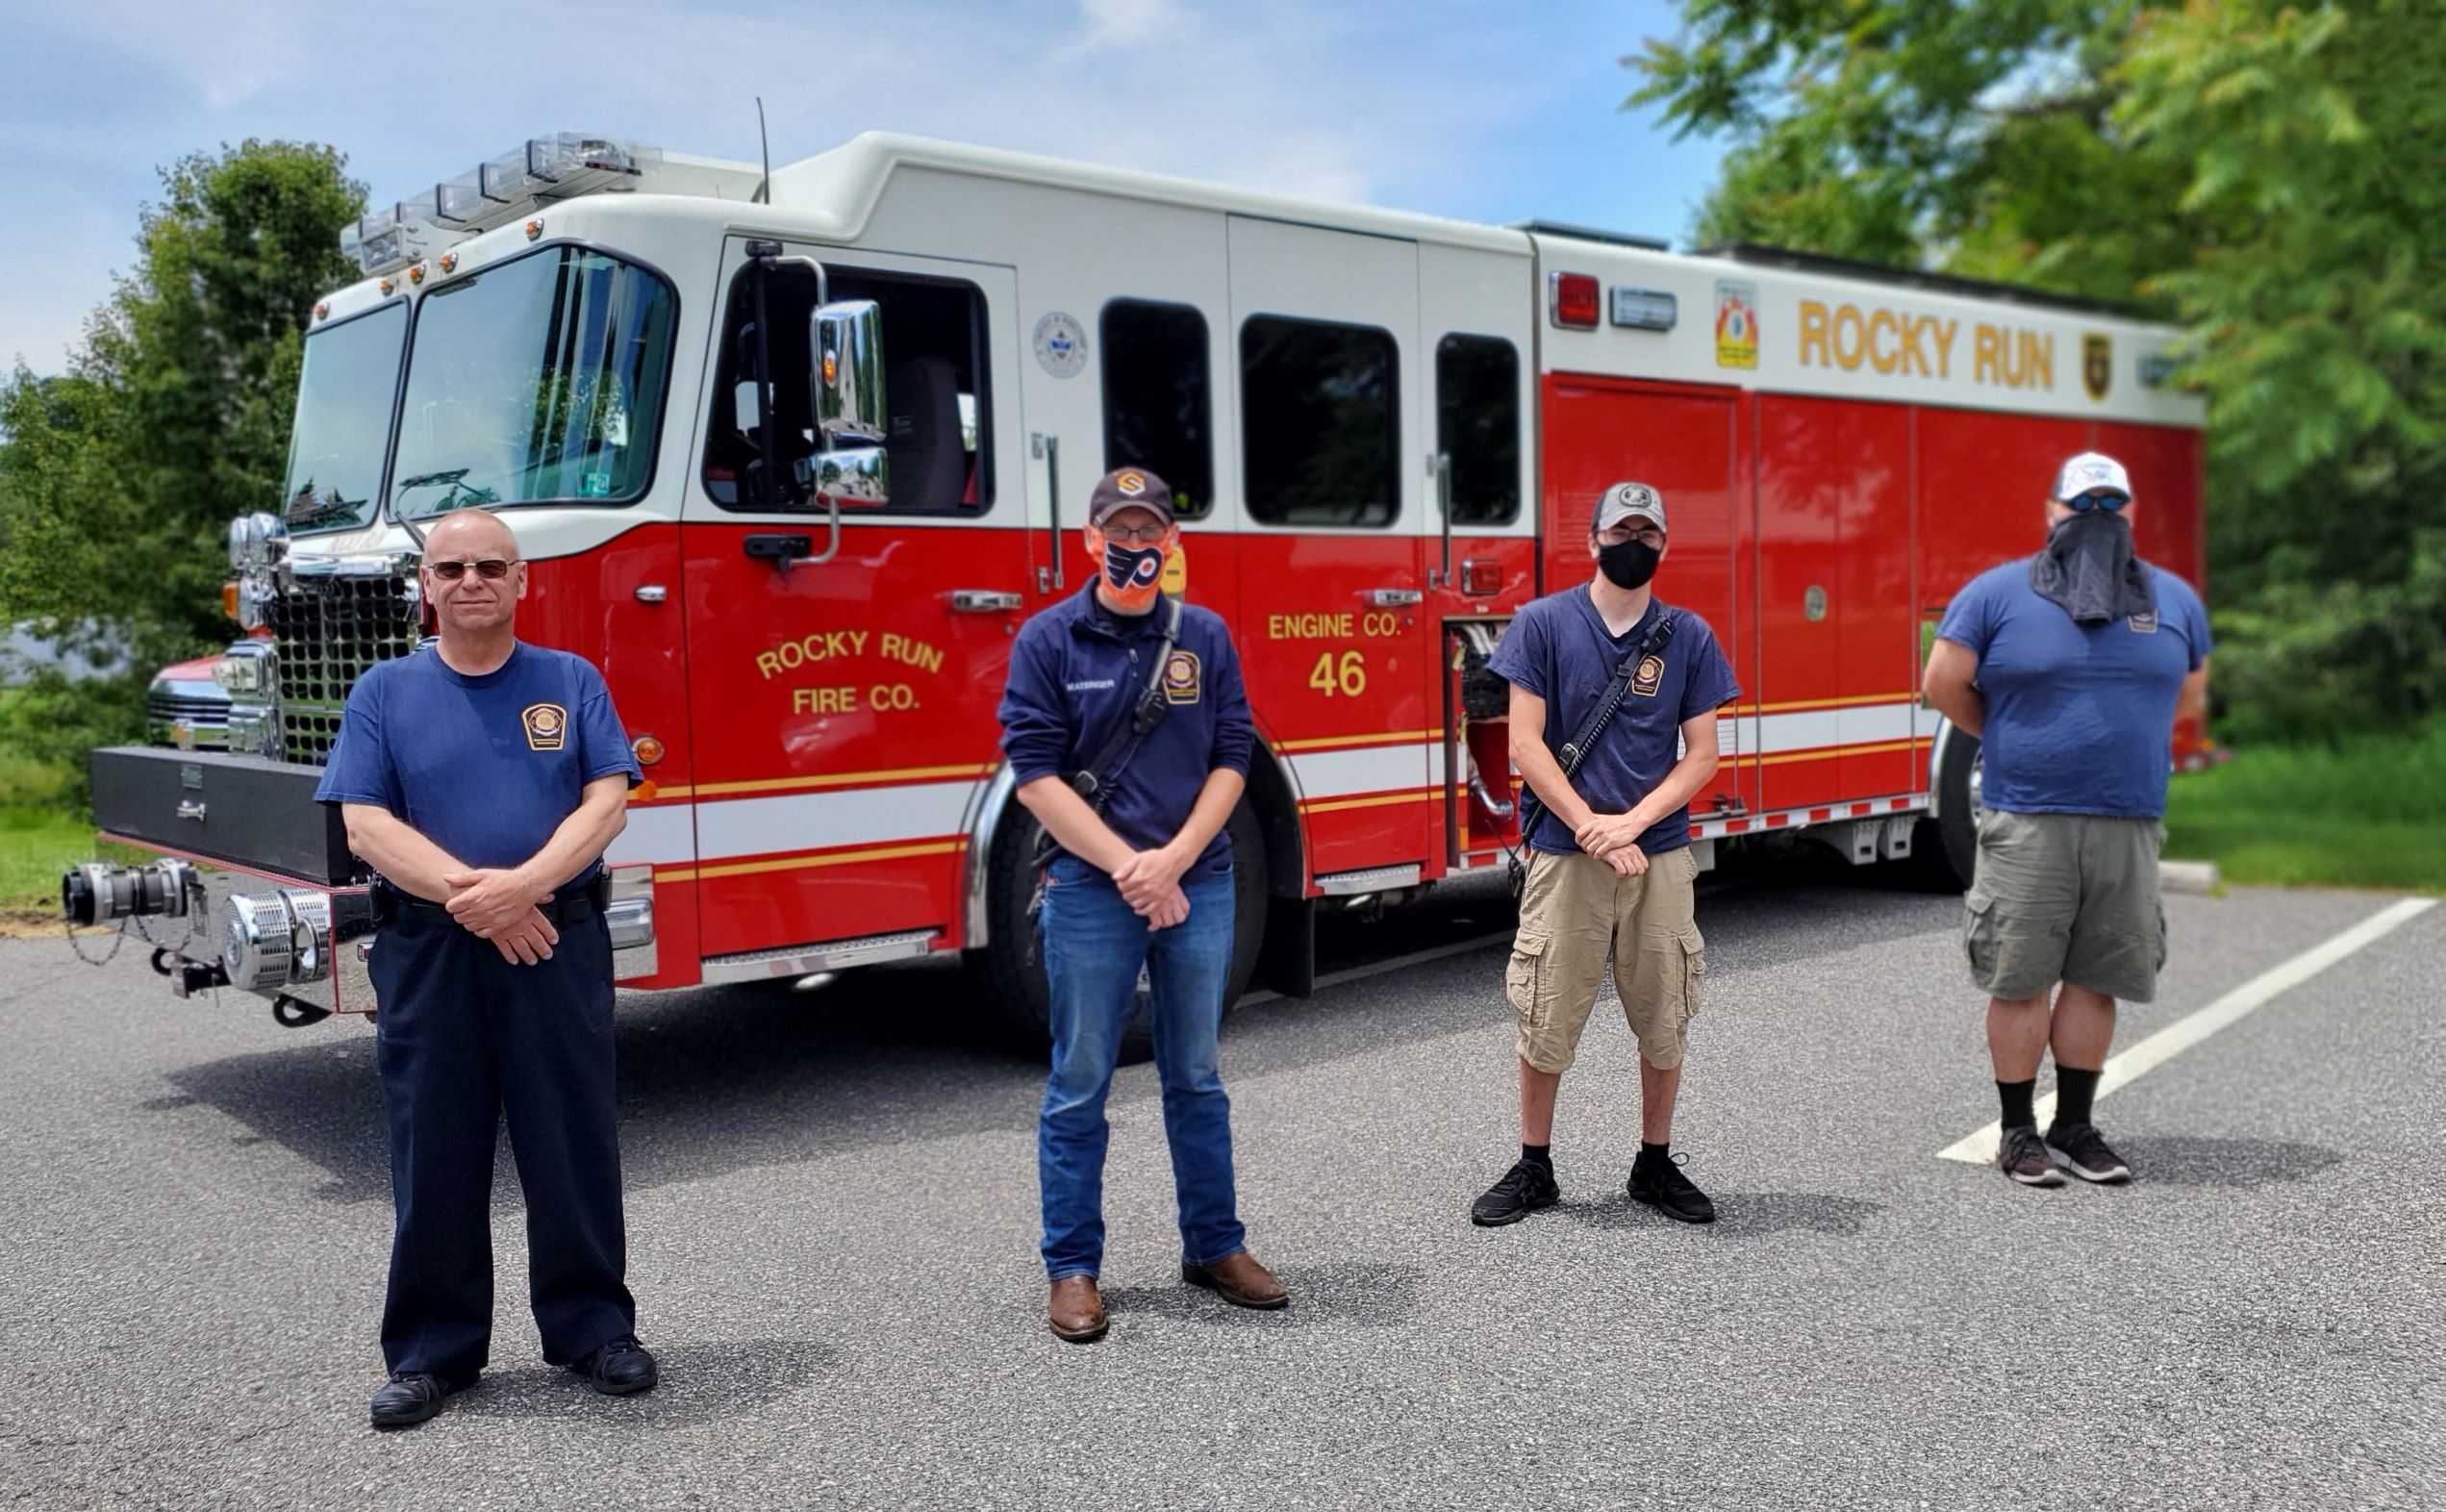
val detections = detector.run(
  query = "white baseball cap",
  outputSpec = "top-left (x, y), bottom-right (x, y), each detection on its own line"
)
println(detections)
top-left (2053, 452), bottom-right (2132, 506)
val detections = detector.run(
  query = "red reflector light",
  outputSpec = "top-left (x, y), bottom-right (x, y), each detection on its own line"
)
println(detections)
top-left (1550, 272), bottom-right (1600, 330)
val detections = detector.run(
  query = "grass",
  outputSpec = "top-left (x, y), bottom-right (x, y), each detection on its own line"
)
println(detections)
top-left (0, 814), bottom-right (99, 924)
top-left (2165, 722), bottom-right (2446, 895)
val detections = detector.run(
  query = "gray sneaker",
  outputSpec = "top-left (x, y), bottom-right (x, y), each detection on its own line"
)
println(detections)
top-left (2046, 1122), bottom-right (2133, 1184)
top-left (2000, 1125), bottom-right (2065, 1187)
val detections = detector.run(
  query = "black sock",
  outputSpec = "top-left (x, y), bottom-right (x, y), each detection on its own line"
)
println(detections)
top-left (2055, 1067), bottom-right (2101, 1129)
top-left (1638, 1140), bottom-right (1669, 1164)
top-left (1521, 1143), bottom-right (1551, 1172)
top-left (1997, 1078), bottom-right (2037, 1130)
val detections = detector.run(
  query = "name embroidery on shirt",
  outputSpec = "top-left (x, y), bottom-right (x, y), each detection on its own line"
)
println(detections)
top-left (1163, 649), bottom-right (1202, 705)
top-left (522, 702), bottom-right (568, 751)
top-left (1631, 653), bottom-right (1667, 698)
top-left (1065, 678), bottom-right (1117, 693)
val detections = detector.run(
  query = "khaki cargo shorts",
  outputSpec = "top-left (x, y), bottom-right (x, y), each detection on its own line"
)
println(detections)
top-left (1963, 810), bottom-right (2167, 1004)
top-left (1506, 846), bottom-right (1704, 1074)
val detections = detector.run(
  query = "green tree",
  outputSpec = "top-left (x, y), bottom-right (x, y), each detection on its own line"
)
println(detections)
top-left (1630, 0), bottom-right (2446, 742)
top-left (0, 139), bottom-right (363, 799)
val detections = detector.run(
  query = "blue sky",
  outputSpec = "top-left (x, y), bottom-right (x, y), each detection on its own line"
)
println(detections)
top-left (0, 0), bottom-right (1724, 377)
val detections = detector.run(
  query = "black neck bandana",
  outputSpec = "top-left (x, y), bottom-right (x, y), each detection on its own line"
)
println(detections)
top-left (2030, 512), bottom-right (2155, 625)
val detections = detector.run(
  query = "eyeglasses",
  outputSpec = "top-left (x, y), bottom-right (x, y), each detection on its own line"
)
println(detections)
top-left (1100, 523), bottom-right (1171, 544)
top-left (2065, 491), bottom-right (2129, 513)
top-left (1597, 526), bottom-right (1666, 548)
top-left (425, 557), bottom-right (519, 581)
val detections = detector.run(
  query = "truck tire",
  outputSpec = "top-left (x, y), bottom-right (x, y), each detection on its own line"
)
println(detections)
top-left (966, 798), bottom-right (1269, 1063)
top-left (1913, 725), bottom-right (1981, 891)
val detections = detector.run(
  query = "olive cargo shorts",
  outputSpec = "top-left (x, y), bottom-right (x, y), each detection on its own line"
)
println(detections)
top-left (1963, 810), bottom-right (2168, 1004)
top-left (1506, 846), bottom-right (1704, 1074)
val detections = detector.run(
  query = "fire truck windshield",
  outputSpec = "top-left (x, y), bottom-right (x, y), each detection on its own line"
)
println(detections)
top-left (389, 243), bottom-right (676, 521)
top-left (282, 301), bottom-right (407, 535)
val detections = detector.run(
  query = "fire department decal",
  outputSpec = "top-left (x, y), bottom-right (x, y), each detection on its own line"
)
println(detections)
top-left (1632, 654), bottom-right (1667, 698)
top-left (522, 703), bottom-right (568, 751)
top-left (1714, 280), bottom-right (1759, 370)
top-left (1163, 649), bottom-right (1202, 705)
top-left (2083, 333), bottom-right (2113, 401)
top-left (1033, 312), bottom-right (1088, 378)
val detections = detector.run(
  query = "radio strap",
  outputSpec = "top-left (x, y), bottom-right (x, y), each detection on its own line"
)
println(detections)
top-left (1514, 603), bottom-right (1679, 847)
top-left (1030, 595), bottom-right (1185, 879)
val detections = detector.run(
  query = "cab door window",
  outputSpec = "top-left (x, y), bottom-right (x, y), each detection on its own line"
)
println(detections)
top-left (1100, 299), bottom-right (1213, 519)
top-left (702, 263), bottom-right (993, 514)
top-left (1435, 334), bottom-right (1520, 526)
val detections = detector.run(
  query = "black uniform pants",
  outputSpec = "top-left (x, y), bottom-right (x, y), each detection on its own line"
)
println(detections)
top-left (368, 895), bottom-right (635, 1380)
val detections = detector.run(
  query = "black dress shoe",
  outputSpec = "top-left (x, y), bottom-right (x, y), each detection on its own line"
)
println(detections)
top-left (369, 1372), bottom-right (468, 1429)
top-left (569, 1336), bottom-right (659, 1397)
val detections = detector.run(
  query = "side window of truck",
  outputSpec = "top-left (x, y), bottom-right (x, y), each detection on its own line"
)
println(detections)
top-left (702, 262), bottom-right (994, 515)
top-left (1099, 299), bottom-right (1214, 520)
top-left (1436, 334), bottom-right (1521, 527)
top-left (1240, 315), bottom-right (1400, 528)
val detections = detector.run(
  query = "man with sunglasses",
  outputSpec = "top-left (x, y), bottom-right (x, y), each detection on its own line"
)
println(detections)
top-left (316, 508), bottom-right (654, 1427)
top-left (1924, 453), bottom-right (2212, 1188)
top-left (997, 466), bottom-right (1285, 1343)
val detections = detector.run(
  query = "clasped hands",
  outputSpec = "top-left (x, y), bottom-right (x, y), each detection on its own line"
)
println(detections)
top-left (1109, 844), bottom-right (1194, 931)
top-left (440, 866), bottom-right (559, 965)
top-left (1573, 809), bottom-right (1652, 876)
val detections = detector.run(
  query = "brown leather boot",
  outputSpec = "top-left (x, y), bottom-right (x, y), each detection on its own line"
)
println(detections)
top-left (1048, 1274), bottom-right (1108, 1342)
top-left (1181, 1249), bottom-right (1289, 1310)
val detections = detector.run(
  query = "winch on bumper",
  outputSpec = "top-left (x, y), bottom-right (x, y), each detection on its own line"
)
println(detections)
top-left (64, 746), bottom-right (656, 1020)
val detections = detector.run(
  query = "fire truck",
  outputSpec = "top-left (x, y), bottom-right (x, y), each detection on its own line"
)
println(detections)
top-left (63, 131), bottom-right (2207, 1044)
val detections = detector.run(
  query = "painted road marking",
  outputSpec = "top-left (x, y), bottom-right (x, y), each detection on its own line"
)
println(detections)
top-left (1937, 895), bottom-right (2440, 1164)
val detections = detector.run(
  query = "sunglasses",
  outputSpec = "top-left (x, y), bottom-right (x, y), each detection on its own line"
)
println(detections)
top-left (2064, 491), bottom-right (2129, 513)
top-left (425, 557), bottom-right (519, 581)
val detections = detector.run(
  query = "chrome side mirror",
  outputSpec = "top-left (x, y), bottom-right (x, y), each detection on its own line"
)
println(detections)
top-left (812, 298), bottom-right (885, 444)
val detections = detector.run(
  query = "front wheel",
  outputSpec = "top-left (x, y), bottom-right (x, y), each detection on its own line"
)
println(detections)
top-left (965, 799), bottom-right (1270, 1063)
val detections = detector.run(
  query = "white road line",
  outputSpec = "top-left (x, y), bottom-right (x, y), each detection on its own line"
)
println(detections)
top-left (1238, 930), bottom-right (1514, 1008)
top-left (1937, 895), bottom-right (2439, 1164)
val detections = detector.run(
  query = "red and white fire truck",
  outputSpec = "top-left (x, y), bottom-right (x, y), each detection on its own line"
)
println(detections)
top-left (65, 131), bottom-right (2207, 1039)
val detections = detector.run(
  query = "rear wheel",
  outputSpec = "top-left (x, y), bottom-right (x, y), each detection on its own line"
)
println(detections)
top-left (966, 799), bottom-right (1269, 1063)
top-left (1913, 724), bottom-right (1981, 890)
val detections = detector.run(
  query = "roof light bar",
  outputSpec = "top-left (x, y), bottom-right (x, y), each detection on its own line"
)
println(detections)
top-left (340, 134), bottom-right (662, 280)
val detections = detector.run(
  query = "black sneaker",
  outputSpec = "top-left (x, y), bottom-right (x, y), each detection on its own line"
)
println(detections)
top-left (1999, 1124), bottom-right (2066, 1187)
top-left (569, 1336), bottom-right (659, 1397)
top-left (2046, 1121), bottom-right (2133, 1184)
top-left (1626, 1149), bottom-right (1716, 1223)
top-left (1470, 1158), bottom-right (1560, 1226)
top-left (368, 1371), bottom-right (470, 1429)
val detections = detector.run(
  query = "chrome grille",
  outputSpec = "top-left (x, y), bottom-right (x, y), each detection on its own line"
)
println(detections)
top-left (267, 573), bottom-right (420, 764)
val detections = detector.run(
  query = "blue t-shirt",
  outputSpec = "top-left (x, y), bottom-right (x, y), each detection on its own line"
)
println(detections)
top-left (1935, 560), bottom-right (2209, 819)
top-left (314, 642), bottom-right (640, 889)
top-left (1487, 589), bottom-right (1742, 856)
top-left (997, 588), bottom-right (1254, 879)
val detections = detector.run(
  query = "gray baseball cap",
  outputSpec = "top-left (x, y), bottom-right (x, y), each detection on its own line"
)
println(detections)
top-left (1594, 480), bottom-right (1668, 536)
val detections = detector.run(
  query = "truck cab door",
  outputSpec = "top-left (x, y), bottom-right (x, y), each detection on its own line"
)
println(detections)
top-left (677, 239), bottom-right (1024, 963)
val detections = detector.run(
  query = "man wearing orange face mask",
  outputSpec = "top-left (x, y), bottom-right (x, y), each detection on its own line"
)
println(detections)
top-left (997, 466), bottom-right (1285, 1343)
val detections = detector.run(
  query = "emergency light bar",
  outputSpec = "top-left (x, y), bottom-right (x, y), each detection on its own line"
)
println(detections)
top-left (340, 134), bottom-right (664, 278)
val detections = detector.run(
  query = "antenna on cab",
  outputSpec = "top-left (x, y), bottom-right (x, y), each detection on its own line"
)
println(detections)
top-left (753, 97), bottom-right (771, 205)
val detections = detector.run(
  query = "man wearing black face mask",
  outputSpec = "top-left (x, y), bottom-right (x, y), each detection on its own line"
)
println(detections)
top-left (1471, 482), bottom-right (1742, 1227)
top-left (1924, 453), bottom-right (2212, 1188)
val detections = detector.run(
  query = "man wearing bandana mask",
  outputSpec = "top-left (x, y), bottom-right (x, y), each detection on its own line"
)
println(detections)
top-left (1472, 482), bottom-right (1742, 1228)
top-left (1925, 453), bottom-right (2212, 1189)
top-left (996, 466), bottom-right (1283, 1342)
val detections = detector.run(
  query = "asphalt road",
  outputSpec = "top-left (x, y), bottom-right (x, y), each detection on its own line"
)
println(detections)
top-left (0, 860), bottom-right (2439, 1511)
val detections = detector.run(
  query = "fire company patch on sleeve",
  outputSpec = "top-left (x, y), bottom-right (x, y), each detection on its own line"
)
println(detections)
top-left (522, 702), bottom-right (568, 751)
top-left (1163, 649), bottom-right (1202, 705)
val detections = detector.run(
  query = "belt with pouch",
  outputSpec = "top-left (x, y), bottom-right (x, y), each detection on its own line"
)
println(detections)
top-left (376, 869), bottom-right (613, 927)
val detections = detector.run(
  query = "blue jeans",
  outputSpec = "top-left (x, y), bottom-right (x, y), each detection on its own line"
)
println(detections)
top-left (1037, 857), bottom-right (1245, 1280)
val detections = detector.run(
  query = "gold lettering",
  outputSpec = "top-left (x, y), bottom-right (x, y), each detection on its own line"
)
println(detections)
top-left (1831, 304), bottom-right (1866, 369)
top-left (1868, 309), bottom-right (1901, 375)
top-left (1799, 300), bottom-right (1831, 367)
top-left (791, 686), bottom-right (860, 715)
top-left (756, 650), bottom-right (782, 680)
top-left (1269, 613), bottom-right (1354, 640)
top-left (1933, 317), bottom-right (1958, 378)
top-left (879, 633), bottom-right (945, 674)
top-left (1974, 324), bottom-right (2003, 386)
top-left (2025, 331), bottom-right (2055, 391)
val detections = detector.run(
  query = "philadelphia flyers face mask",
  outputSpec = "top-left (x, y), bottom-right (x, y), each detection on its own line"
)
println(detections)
top-left (1085, 521), bottom-right (1177, 613)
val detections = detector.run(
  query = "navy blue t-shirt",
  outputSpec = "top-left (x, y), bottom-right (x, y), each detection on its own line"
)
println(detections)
top-left (1935, 560), bottom-right (2209, 819)
top-left (997, 588), bottom-right (1253, 879)
top-left (315, 641), bottom-right (640, 889)
top-left (1488, 589), bottom-right (1742, 856)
